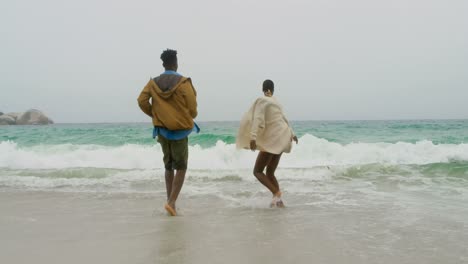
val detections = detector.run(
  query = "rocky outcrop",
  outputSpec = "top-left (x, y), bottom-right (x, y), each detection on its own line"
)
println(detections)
top-left (6, 112), bottom-right (20, 121)
top-left (0, 115), bottom-right (15, 125)
top-left (0, 110), bottom-right (53, 125)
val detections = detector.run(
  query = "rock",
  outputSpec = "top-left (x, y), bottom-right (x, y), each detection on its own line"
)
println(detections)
top-left (15, 109), bottom-right (54, 125)
top-left (0, 110), bottom-right (53, 125)
top-left (0, 115), bottom-right (15, 125)
top-left (6, 112), bottom-right (20, 121)
top-left (0, 111), bottom-right (3, 116)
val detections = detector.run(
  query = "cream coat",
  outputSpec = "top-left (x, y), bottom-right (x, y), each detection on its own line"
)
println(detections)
top-left (236, 96), bottom-right (295, 154)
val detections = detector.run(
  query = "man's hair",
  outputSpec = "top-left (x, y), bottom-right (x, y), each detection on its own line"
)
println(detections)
top-left (263, 79), bottom-right (274, 92)
top-left (160, 49), bottom-right (177, 67)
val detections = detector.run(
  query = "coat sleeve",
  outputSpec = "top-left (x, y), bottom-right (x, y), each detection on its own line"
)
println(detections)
top-left (137, 80), bottom-right (153, 118)
top-left (250, 98), bottom-right (266, 140)
top-left (182, 78), bottom-right (198, 119)
top-left (282, 112), bottom-right (295, 137)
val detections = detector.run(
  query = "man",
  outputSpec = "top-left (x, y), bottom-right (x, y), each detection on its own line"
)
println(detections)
top-left (138, 49), bottom-right (198, 216)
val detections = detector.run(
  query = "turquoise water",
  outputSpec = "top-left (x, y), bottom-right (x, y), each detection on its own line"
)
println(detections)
top-left (0, 120), bottom-right (467, 194)
top-left (1, 120), bottom-right (467, 147)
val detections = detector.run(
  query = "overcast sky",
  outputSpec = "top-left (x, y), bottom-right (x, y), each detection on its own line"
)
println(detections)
top-left (1, 0), bottom-right (467, 122)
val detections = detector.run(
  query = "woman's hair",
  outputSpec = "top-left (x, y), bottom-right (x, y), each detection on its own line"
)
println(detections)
top-left (263, 79), bottom-right (274, 92)
top-left (160, 49), bottom-right (177, 67)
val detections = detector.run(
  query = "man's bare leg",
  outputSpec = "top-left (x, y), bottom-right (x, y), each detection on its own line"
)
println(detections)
top-left (167, 169), bottom-right (186, 211)
top-left (165, 170), bottom-right (174, 201)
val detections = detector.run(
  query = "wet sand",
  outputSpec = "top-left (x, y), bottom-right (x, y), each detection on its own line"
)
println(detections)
top-left (0, 190), bottom-right (466, 264)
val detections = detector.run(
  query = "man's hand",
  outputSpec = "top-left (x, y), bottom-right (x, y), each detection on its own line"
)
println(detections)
top-left (250, 140), bottom-right (257, 151)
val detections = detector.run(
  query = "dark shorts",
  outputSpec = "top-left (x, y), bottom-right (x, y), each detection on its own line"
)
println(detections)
top-left (157, 135), bottom-right (188, 170)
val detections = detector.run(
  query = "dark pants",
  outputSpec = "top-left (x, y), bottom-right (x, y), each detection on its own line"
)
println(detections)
top-left (157, 135), bottom-right (188, 170)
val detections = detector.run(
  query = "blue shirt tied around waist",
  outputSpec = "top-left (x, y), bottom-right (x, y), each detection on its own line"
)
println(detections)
top-left (153, 123), bottom-right (200, 140)
top-left (152, 70), bottom-right (200, 140)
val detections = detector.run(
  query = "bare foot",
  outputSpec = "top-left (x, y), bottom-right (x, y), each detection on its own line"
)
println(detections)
top-left (270, 191), bottom-right (285, 208)
top-left (274, 191), bottom-right (285, 208)
top-left (270, 197), bottom-right (278, 208)
top-left (276, 199), bottom-right (285, 208)
top-left (164, 203), bottom-right (177, 216)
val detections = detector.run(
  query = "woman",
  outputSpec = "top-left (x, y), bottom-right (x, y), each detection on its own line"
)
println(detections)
top-left (236, 79), bottom-right (298, 207)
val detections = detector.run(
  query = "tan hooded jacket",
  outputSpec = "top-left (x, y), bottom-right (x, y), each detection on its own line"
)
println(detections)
top-left (137, 74), bottom-right (197, 130)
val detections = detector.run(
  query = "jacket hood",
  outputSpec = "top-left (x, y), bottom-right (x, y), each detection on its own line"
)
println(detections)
top-left (151, 74), bottom-right (185, 99)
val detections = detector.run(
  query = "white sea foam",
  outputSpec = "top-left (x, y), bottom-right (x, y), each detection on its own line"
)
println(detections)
top-left (0, 169), bottom-right (162, 191)
top-left (1, 134), bottom-right (468, 170)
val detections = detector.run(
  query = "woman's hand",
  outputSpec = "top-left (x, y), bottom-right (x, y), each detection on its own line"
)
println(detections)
top-left (292, 135), bottom-right (298, 144)
top-left (250, 140), bottom-right (257, 151)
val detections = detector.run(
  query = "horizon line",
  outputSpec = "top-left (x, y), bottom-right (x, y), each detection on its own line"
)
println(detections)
top-left (50, 118), bottom-right (468, 124)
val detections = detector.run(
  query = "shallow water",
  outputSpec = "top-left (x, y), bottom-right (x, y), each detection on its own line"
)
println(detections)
top-left (1, 120), bottom-right (467, 263)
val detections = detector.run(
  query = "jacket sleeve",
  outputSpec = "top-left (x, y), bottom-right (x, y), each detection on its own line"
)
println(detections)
top-left (282, 114), bottom-right (296, 137)
top-left (137, 80), bottom-right (153, 118)
top-left (183, 78), bottom-right (198, 118)
top-left (250, 98), bottom-right (266, 140)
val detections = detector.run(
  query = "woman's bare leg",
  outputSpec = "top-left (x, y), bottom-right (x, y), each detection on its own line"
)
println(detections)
top-left (265, 154), bottom-right (285, 207)
top-left (253, 152), bottom-right (280, 195)
top-left (266, 154), bottom-right (281, 192)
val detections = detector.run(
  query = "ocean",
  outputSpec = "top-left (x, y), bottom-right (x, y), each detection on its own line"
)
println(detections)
top-left (1, 120), bottom-right (467, 263)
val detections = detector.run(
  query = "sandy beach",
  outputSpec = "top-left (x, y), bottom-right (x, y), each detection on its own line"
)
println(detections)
top-left (1, 189), bottom-right (466, 264)
top-left (3, 0), bottom-right (468, 260)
